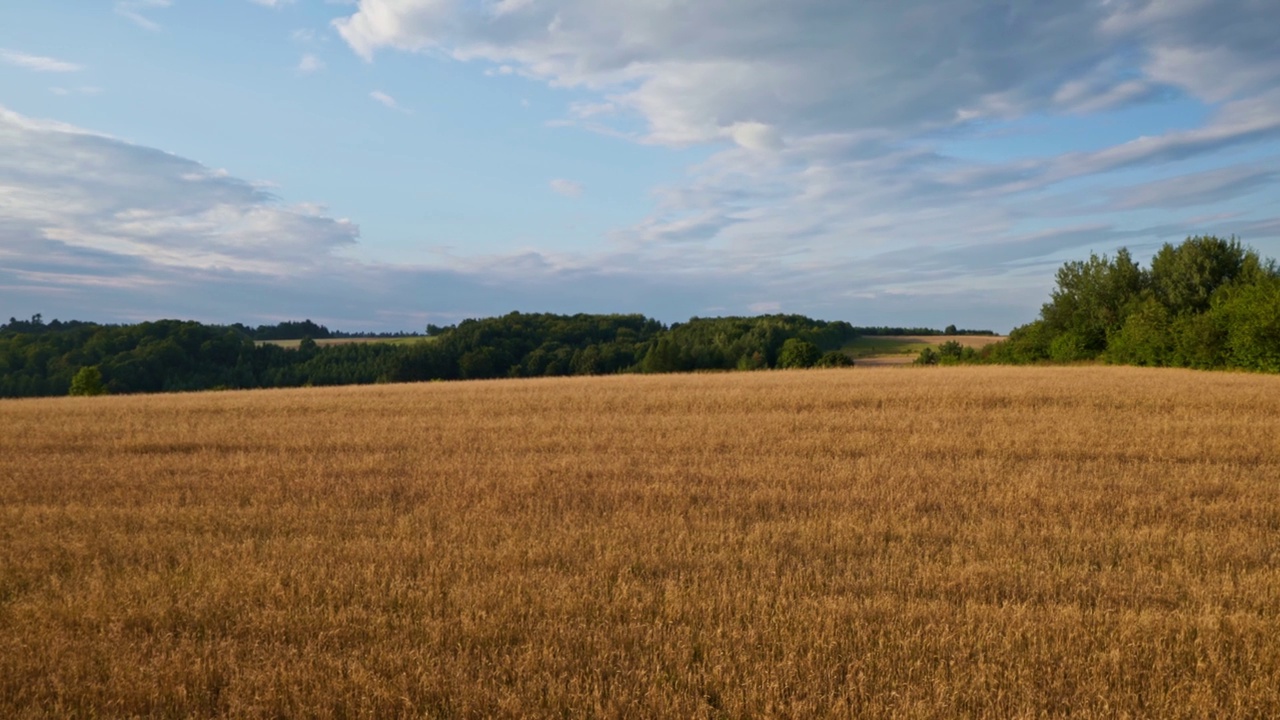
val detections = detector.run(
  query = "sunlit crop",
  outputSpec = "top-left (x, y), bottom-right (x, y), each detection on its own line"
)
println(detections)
top-left (2, 366), bottom-right (1278, 717)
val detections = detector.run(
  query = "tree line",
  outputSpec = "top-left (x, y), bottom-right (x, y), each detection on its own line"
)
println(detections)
top-left (917, 235), bottom-right (1280, 372)
top-left (1, 313), bottom-right (940, 398)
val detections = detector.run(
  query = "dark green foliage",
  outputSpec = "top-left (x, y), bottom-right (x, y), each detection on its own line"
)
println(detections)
top-left (814, 351), bottom-right (856, 368)
top-left (1214, 275), bottom-right (1280, 372)
top-left (0, 311), bottom-right (979, 396)
top-left (645, 315), bottom-right (861, 373)
top-left (1149, 236), bottom-right (1250, 316)
top-left (1039, 248), bottom-right (1146, 360)
top-left (973, 235), bottom-right (1280, 373)
top-left (239, 319), bottom-right (333, 341)
top-left (777, 338), bottom-right (822, 369)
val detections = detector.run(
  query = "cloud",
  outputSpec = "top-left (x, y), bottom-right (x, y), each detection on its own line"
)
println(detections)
top-left (1110, 166), bottom-right (1279, 211)
top-left (1, 50), bottom-right (83, 73)
top-left (549, 179), bottom-right (583, 198)
top-left (326, 2), bottom-right (1280, 306)
top-left (0, 105), bottom-right (358, 279)
top-left (250, 0), bottom-right (295, 6)
top-left (334, 1), bottom-right (1134, 144)
top-left (0, 105), bottom-right (1053, 333)
top-left (370, 90), bottom-right (408, 112)
top-left (298, 54), bottom-right (325, 73)
top-left (115, 0), bottom-right (171, 31)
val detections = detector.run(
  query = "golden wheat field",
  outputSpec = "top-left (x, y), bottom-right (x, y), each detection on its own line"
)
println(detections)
top-left (2, 366), bottom-right (1280, 718)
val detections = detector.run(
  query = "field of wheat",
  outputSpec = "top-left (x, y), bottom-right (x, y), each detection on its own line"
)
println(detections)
top-left (2, 366), bottom-right (1279, 718)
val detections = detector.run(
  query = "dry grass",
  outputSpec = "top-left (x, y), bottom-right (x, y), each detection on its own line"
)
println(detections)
top-left (2, 366), bottom-right (1279, 718)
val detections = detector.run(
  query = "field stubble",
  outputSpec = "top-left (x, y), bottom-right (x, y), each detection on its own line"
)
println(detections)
top-left (1, 367), bottom-right (1279, 717)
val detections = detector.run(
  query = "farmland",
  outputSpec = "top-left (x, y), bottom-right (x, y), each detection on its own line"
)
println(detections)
top-left (2, 367), bottom-right (1279, 717)
top-left (842, 334), bottom-right (1005, 366)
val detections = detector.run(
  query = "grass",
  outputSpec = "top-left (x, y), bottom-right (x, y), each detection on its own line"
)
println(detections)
top-left (2, 367), bottom-right (1279, 717)
top-left (840, 336), bottom-right (936, 358)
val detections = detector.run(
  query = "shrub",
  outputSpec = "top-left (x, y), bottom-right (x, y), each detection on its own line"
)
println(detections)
top-left (814, 351), bottom-right (855, 368)
top-left (68, 366), bottom-right (108, 396)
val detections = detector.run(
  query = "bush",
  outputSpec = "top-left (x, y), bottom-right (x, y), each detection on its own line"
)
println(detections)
top-left (68, 366), bottom-right (108, 396)
top-left (814, 351), bottom-right (855, 368)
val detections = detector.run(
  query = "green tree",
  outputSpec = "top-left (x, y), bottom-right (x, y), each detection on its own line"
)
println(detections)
top-left (777, 338), bottom-right (821, 369)
top-left (68, 366), bottom-right (108, 396)
top-left (1149, 235), bottom-right (1249, 316)
top-left (1039, 248), bottom-right (1146, 359)
top-left (1215, 275), bottom-right (1280, 372)
top-left (641, 337), bottom-right (681, 373)
top-left (1106, 296), bottom-right (1173, 367)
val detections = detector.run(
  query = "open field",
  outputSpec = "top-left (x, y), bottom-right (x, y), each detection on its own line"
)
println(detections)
top-left (844, 334), bottom-right (1006, 366)
top-left (2, 367), bottom-right (1279, 717)
top-left (256, 336), bottom-right (428, 349)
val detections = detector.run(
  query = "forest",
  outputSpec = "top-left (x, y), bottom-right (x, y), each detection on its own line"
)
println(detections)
top-left (0, 313), bottom-right (947, 398)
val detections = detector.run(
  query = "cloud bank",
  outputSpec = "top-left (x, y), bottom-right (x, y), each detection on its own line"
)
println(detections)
top-left (7, 1), bottom-right (1280, 332)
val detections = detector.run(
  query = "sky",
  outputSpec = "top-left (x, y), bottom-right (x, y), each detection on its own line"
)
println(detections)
top-left (2, 1), bottom-right (1279, 333)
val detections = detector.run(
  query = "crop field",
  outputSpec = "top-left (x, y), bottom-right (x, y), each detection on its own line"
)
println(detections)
top-left (2, 367), bottom-right (1279, 717)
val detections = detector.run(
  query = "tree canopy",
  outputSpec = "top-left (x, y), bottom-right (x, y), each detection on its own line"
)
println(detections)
top-left (0, 312), bottom-right (901, 398)
top-left (947, 236), bottom-right (1280, 372)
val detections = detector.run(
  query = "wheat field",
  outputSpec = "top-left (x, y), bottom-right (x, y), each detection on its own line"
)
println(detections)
top-left (2, 367), bottom-right (1279, 718)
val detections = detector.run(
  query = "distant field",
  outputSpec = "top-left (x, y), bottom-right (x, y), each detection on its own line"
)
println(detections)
top-left (2, 367), bottom-right (1279, 717)
top-left (257, 336), bottom-right (428, 349)
top-left (844, 334), bottom-right (1005, 366)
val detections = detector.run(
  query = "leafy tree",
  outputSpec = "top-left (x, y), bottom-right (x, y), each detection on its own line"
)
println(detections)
top-left (980, 235), bottom-right (1280, 372)
top-left (1215, 275), bottom-right (1280, 372)
top-left (777, 338), bottom-right (821, 369)
top-left (1106, 297), bottom-right (1173, 367)
top-left (641, 337), bottom-right (682, 374)
top-left (1039, 248), bottom-right (1145, 359)
top-left (1150, 236), bottom-right (1249, 316)
top-left (68, 366), bottom-right (107, 396)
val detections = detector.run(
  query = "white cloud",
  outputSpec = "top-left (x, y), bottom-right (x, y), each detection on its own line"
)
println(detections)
top-left (334, 1), bottom-right (1139, 144)
top-left (115, 0), bottom-right (171, 31)
top-left (1, 50), bottom-right (83, 73)
top-left (331, 1), bottom-right (1280, 276)
top-left (0, 105), bottom-right (358, 278)
top-left (298, 54), bottom-right (325, 73)
top-left (549, 179), bottom-right (583, 198)
top-left (370, 90), bottom-right (409, 112)
top-left (250, 0), bottom-right (296, 6)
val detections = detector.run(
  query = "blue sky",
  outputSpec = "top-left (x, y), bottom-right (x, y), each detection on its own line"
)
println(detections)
top-left (2, 1), bottom-right (1279, 332)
